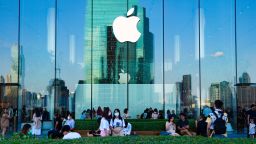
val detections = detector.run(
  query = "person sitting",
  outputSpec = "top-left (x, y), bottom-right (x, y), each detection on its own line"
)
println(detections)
top-left (165, 115), bottom-right (179, 136)
top-left (65, 114), bottom-right (75, 131)
top-left (123, 120), bottom-right (132, 136)
top-left (48, 113), bottom-right (63, 139)
top-left (62, 125), bottom-right (81, 140)
top-left (19, 124), bottom-right (32, 138)
top-left (98, 108), bottom-right (111, 137)
top-left (123, 108), bottom-right (130, 119)
top-left (151, 108), bottom-right (159, 119)
top-left (196, 115), bottom-right (208, 137)
top-left (110, 109), bottom-right (125, 136)
top-left (177, 113), bottom-right (194, 136)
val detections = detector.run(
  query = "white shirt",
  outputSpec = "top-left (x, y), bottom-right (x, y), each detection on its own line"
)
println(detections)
top-left (99, 117), bottom-right (110, 131)
top-left (249, 123), bottom-right (255, 134)
top-left (110, 118), bottom-right (125, 128)
top-left (123, 123), bottom-right (132, 135)
top-left (63, 132), bottom-right (81, 139)
top-left (65, 119), bottom-right (75, 129)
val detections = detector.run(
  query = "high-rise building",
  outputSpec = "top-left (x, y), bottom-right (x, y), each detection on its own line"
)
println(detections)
top-left (181, 75), bottom-right (192, 109)
top-left (209, 81), bottom-right (232, 108)
top-left (239, 72), bottom-right (251, 83)
top-left (84, 0), bottom-right (154, 84)
top-left (237, 73), bottom-right (256, 108)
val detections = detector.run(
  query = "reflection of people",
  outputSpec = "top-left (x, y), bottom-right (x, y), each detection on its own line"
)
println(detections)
top-left (42, 108), bottom-right (50, 121)
top-left (32, 108), bottom-right (42, 136)
top-left (62, 125), bottom-right (81, 140)
top-left (1, 109), bottom-right (10, 137)
top-left (123, 108), bottom-right (130, 119)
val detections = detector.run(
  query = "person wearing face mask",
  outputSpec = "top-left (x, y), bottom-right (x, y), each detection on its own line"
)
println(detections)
top-left (65, 114), bottom-right (75, 131)
top-left (19, 123), bottom-right (32, 139)
top-left (110, 109), bottom-right (125, 136)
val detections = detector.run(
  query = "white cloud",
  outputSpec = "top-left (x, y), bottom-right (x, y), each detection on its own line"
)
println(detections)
top-left (211, 51), bottom-right (224, 57)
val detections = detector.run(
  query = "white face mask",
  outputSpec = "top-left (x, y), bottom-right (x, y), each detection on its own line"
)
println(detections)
top-left (67, 116), bottom-right (71, 120)
top-left (114, 112), bottom-right (119, 117)
top-left (108, 112), bottom-right (111, 116)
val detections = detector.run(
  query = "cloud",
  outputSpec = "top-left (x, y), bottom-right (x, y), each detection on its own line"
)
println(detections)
top-left (211, 51), bottom-right (224, 57)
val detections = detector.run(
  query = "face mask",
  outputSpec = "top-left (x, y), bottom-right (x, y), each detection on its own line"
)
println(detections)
top-left (114, 112), bottom-right (119, 117)
top-left (28, 129), bottom-right (32, 135)
top-left (108, 112), bottom-right (111, 116)
top-left (67, 116), bottom-right (71, 120)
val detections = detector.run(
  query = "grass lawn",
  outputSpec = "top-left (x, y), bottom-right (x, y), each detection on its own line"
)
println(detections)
top-left (0, 136), bottom-right (255, 144)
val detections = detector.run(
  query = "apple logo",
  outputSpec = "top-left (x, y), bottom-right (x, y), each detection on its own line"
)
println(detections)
top-left (118, 69), bottom-right (131, 84)
top-left (113, 8), bottom-right (141, 43)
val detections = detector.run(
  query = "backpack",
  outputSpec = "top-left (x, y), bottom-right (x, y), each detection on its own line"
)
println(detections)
top-left (213, 111), bottom-right (226, 134)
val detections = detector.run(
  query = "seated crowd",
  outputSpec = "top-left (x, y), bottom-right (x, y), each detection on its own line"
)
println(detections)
top-left (17, 99), bottom-right (251, 139)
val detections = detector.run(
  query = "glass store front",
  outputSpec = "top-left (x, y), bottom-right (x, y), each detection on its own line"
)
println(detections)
top-left (0, 0), bottom-right (256, 132)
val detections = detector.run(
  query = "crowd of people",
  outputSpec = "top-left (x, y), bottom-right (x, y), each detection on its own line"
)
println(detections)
top-left (1, 99), bottom-right (256, 140)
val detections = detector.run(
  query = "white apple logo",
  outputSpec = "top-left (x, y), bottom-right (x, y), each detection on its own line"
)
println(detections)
top-left (118, 69), bottom-right (130, 84)
top-left (113, 8), bottom-right (141, 43)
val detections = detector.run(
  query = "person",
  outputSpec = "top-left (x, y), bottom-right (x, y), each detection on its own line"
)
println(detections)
top-left (42, 108), bottom-right (50, 121)
top-left (80, 110), bottom-right (86, 120)
top-left (1, 109), bottom-right (10, 137)
top-left (110, 109), bottom-right (125, 136)
top-left (48, 113), bottom-right (63, 139)
top-left (123, 108), bottom-right (130, 119)
top-left (196, 115), bottom-right (208, 137)
top-left (171, 110), bottom-right (177, 119)
top-left (32, 108), bottom-right (42, 136)
top-left (19, 124), bottom-right (32, 138)
top-left (140, 109), bottom-right (148, 119)
top-left (165, 115), bottom-right (179, 136)
top-left (249, 118), bottom-right (255, 138)
top-left (62, 125), bottom-right (81, 140)
top-left (237, 106), bottom-right (246, 133)
top-left (208, 100), bottom-right (228, 138)
top-left (65, 114), bottom-right (75, 130)
top-left (99, 108), bottom-right (111, 137)
top-left (177, 113), bottom-right (193, 136)
top-left (96, 106), bottom-right (103, 119)
top-left (151, 108), bottom-right (158, 119)
top-left (247, 104), bottom-right (256, 137)
top-left (166, 110), bottom-right (171, 119)
top-left (123, 120), bottom-right (132, 136)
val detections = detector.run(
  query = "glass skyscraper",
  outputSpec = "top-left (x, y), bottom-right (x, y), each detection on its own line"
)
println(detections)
top-left (84, 0), bottom-right (154, 84)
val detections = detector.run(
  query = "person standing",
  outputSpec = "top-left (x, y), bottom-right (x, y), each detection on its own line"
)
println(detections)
top-left (32, 108), bottom-right (42, 136)
top-left (1, 109), bottom-right (10, 137)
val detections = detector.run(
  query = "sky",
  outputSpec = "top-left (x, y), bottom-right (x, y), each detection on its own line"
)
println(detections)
top-left (0, 0), bottom-right (256, 99)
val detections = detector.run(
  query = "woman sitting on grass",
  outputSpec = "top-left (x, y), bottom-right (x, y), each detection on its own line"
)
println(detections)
top-left (165, 115), bottom-right (180, 136)
top-left (110, 109), bottom-right (125, 136)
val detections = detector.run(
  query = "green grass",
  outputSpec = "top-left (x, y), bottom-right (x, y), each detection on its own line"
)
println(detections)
top-left (75, 119), bottom-right (196, 131)
top-left (0, 136), bottom-right (255, 144)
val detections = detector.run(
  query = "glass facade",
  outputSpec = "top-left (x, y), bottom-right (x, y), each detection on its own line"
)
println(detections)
top-left (0, 0), bottom-right (256, 131)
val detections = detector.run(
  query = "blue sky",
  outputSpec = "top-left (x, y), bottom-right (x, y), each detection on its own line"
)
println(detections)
top-left (0, 0), bottom-right (256, 98)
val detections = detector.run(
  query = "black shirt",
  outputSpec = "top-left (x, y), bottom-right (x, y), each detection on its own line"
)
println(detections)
top-left (54, 117), bottom-right (62, 131)
top-left (177, 119), bottom-right (189, 129)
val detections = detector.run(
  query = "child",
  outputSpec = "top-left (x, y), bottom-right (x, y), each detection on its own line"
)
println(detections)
top-left (249, 118), bottom-right (255, 138)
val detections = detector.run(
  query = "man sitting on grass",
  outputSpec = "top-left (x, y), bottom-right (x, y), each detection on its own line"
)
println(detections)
top-left (177, 113), bottom-right (194, 136)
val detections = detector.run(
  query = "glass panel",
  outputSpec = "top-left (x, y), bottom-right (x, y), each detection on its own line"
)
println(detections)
top-left (89, 0), bottom-right (128, 117)
top-left (57, 0), bottom-right (87, 119)
top-left (20, 0), bottom-right (55, 123)
top-left (237, 0), bottom-right (256, 132)
top-left (0, 0), bottom-right (19, 132)
top-left (128, 0), bottom-right (163, 118)
top-left (201, 0), bottom-right (236, 127)
top-left (164, 0), bottom-right (199, 118)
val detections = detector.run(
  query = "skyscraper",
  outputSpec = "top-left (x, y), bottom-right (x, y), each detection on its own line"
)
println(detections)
top-left (239, 72), bottom-right (251, 83)
top-left (181, 75), bottom-right (192, 109)
top-left (209, 81), bottom-right (232, 108)
top-left (84, 0), bottom-right (154, 84)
